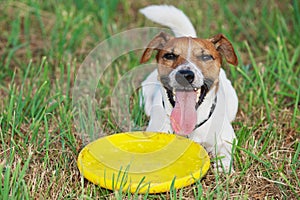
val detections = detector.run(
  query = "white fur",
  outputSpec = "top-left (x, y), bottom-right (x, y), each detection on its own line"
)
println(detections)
top-left (140, 5), bottom-right (238, 172)
top-left (140, 5), bottom-right (196, 37)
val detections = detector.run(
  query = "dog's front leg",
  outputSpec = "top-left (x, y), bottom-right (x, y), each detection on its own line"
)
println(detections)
top-left (191, 119), bottom-right (236, 173)
top-left (213, 122), bottom-right (237, 173)
top-left (146, 102), bottom-right (172, 133)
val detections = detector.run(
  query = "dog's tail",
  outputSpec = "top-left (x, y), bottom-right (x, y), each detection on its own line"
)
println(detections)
top-left (139, 5), bottom-right (196, 37)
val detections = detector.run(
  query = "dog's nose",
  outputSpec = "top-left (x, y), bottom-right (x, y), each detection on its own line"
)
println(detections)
top-left (175, 70), bottom-right (195, 86)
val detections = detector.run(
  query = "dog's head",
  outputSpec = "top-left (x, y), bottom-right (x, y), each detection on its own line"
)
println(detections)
top-left (140, 32), bottom-right (238, 135)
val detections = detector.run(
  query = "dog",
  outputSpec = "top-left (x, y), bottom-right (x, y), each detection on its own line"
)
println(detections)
top-left (139, 5), bottom-right (238, 172)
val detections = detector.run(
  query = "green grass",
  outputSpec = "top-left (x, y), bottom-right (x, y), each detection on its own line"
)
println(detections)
top-left (0, 0), bottom-right (299, 199)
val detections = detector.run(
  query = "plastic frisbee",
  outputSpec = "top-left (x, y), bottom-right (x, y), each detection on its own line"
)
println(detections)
top-left (77, 132), bottom-right (210, 193)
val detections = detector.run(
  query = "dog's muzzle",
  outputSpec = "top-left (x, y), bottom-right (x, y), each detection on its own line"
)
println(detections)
top-left (175, 70), bottom-right (195, 87)
top-left (164, 69), bottom-right (209, 109)
top-left (160, 67), bottom-right (216, 135)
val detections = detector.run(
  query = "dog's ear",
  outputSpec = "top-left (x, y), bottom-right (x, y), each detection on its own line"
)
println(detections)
top-left (140, 32), bottom-right (173, 63)
top-left (209, 34), bottom-right (238, 66)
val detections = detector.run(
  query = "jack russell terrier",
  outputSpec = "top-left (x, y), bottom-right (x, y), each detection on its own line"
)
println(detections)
top-left (139, 5), bottom-right (238, 172)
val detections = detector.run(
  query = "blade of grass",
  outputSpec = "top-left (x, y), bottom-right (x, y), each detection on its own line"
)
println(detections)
top-left (245, 41), bottom-right (271, 121)
top-left (292, 86), bottom-right (299, 127)
top-left (169, 176), bottom-right (177, 200)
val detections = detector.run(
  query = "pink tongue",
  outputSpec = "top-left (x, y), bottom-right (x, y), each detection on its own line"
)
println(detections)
top-left (170, 90), bottom-right (197, 135)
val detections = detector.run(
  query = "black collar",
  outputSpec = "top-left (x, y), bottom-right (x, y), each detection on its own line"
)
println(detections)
top-left (194, 96), bottom-right (217, 130)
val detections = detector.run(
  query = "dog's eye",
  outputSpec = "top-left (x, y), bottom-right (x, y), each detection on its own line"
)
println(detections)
top-left (163, 53), bottom-right (178, 60)
top-left (197, 54), bottom-right (214, 61)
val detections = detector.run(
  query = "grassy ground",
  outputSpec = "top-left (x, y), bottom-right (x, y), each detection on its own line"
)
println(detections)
top-left (0, 0), bottom-right (299, 199)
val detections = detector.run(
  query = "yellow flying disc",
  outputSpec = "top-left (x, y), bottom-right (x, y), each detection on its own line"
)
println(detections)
top-left (77, 132), bottom-right (210, 194)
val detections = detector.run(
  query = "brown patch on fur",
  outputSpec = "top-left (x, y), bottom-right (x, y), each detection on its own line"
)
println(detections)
top-left (140, 32), bottom-right (173, 63)
top-left (209, 34), bottom-right (238, 66)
